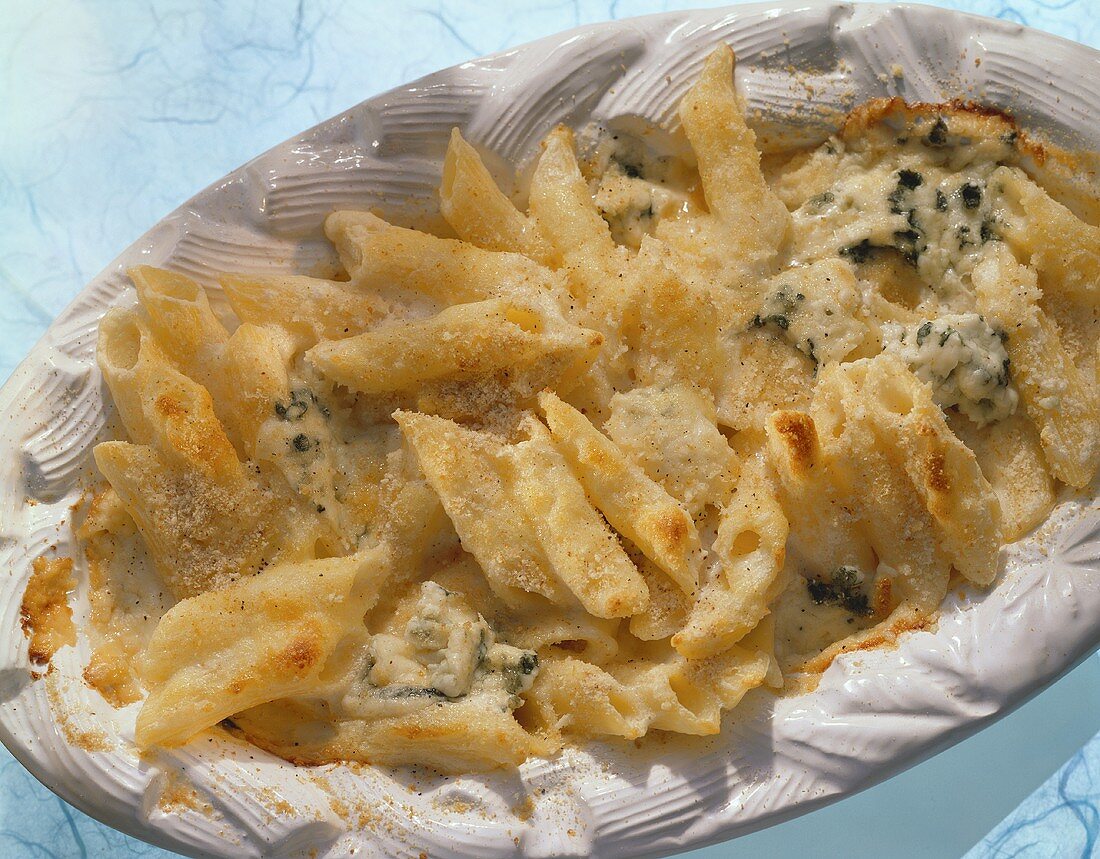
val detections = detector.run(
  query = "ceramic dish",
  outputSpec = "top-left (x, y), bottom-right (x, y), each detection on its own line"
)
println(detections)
top-left (2, 3), bottom-right (1099, 857)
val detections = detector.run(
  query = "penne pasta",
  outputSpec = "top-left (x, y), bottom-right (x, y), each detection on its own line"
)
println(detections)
top-left (136, 548), bottom-right (390, 748)
top-left (221, 272), bottom-right (387, 348)
top-left (973, 244), bottom-right (1100, 488)
top-left (539, 391), bottom-right (702, 597)
top-left (308, 298), bottom-right (601, 397)
top-left (440, 128), bottom-right (554, 263)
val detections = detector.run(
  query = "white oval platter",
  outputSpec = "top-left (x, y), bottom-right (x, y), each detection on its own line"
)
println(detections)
top-left (1, 2), bottom-right (1098, 857)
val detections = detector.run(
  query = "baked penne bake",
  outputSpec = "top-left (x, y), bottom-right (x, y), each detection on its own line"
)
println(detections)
top-left (60, 45), bottom-right (1099, 772)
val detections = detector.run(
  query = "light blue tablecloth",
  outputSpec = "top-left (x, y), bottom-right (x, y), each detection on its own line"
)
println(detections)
top-left (1, 2), bottom-right (1098, 856)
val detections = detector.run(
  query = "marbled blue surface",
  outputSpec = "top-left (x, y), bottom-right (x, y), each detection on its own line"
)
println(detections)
top-left (1, 1), bottom-right (1099, 856)
top-left (968, 725), bottom-right (1100, 859)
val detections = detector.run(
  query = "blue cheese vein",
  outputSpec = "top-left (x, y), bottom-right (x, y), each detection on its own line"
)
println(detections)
top-left (882, 313), bottom-right (1018, 425)
top-left (346, 582), bottom-right (539, 717)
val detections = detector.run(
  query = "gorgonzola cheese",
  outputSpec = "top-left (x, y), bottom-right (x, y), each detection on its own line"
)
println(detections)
top-left (750, 260), bottom-right (869, 367)
top-left (346, 582), bottom-right (539, 717)
top-left (605, 382), bottom-right (737, 517)
top-left (790, 139), bottom-right (1007, 307)
top-left (882, 313), bottom-right (1018, 425)
top-left (582, 126), bottom-right (700, 249)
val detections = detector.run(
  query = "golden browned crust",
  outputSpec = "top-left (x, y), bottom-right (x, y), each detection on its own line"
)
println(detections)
top-left (276, 634), bottom-right (322, 674)
top-left (840, 96), bottom-right (1042, 159)
top-left (769, 411), bottom-right (819, 476)
top-left (652, 508), bottom-right (690, 556)
top-left (796, 608), bottom-right (936, 677)
top-left (838, 97), bottom-right (1100, 222)
top-left (20, 557), bottom-right (76, 668)
top-left (155, 769), bottom-right (213, 814)
top-left (873, 577), bottom-right (893, 619)
top-left (922, 448), bottom-right (951, 495)
top-left (83, 643), bottom-right (143, 708)
top-left (553, 639), bottom-right (588, 654)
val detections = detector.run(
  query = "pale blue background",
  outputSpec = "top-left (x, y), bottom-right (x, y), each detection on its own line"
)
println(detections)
top-left (1, 1), bottom-right (1099, 856)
